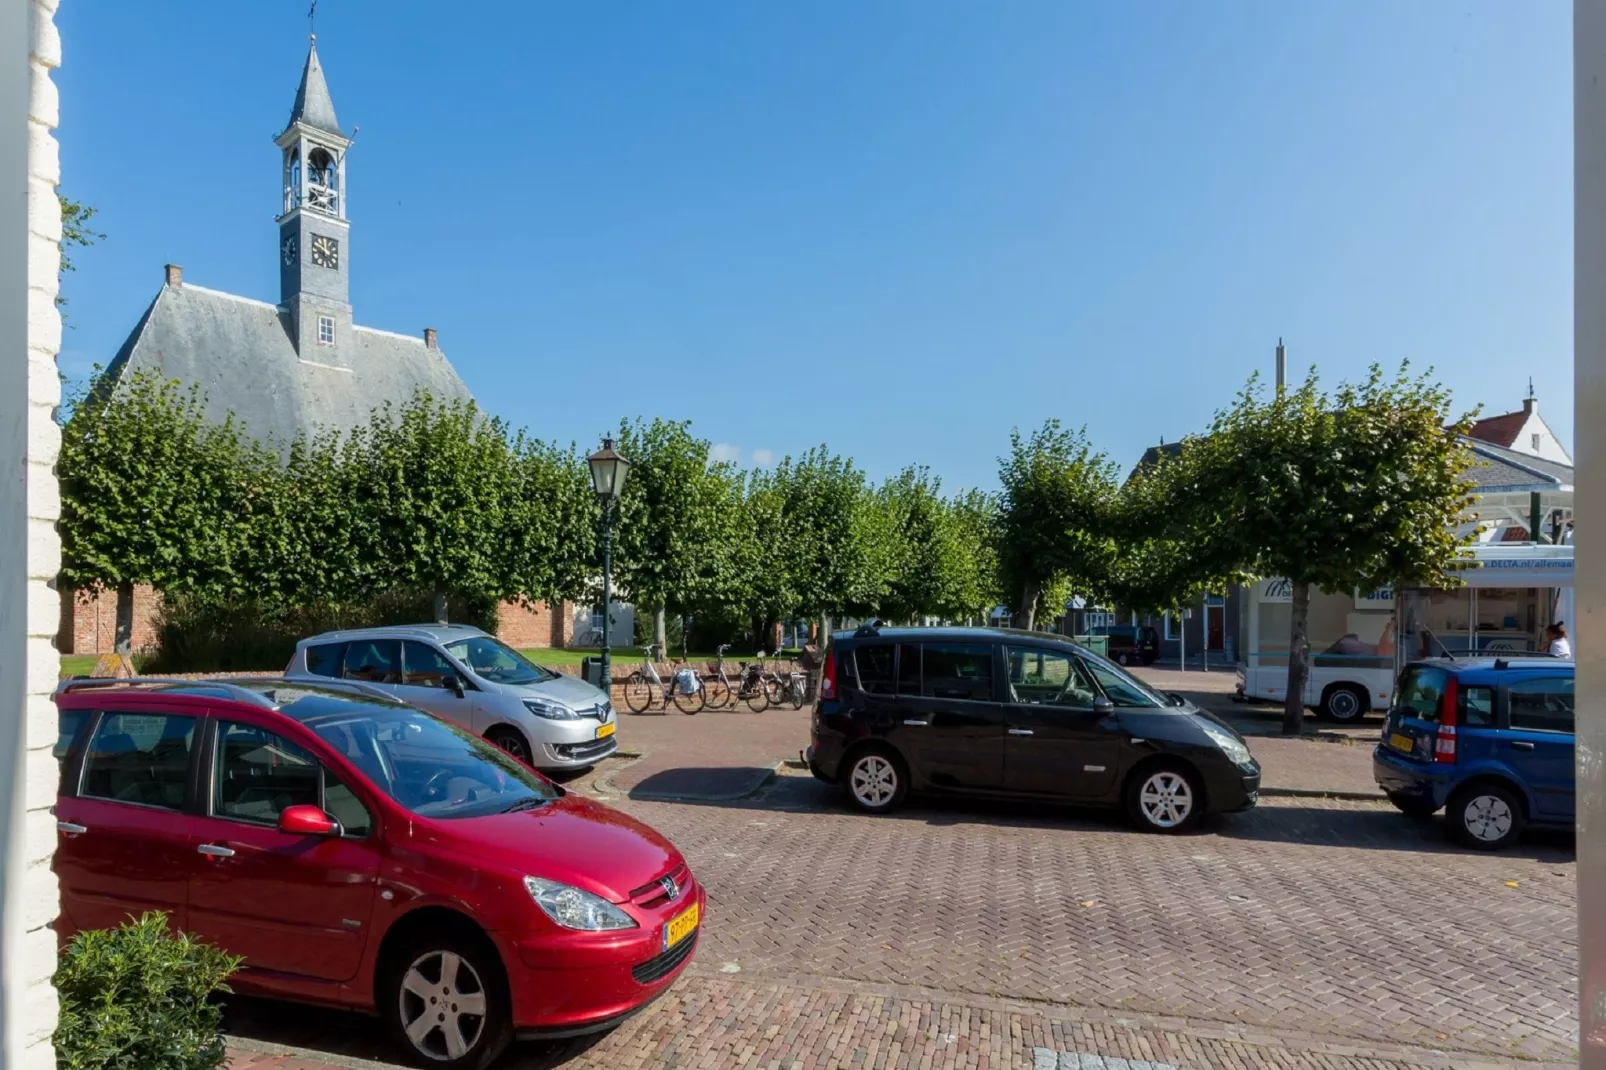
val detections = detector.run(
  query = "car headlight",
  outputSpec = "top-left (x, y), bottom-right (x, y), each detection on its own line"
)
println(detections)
top-left (523, 698), bottom-right (577, 720)
top-left (1201, 723), bottom-right (1254, 766)
top-left (524, 877), bottom-right (637, 931)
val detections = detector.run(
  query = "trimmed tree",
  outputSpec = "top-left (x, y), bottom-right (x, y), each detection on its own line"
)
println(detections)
top-left (996, 421), bottom-right (1120, 631)
top-left (1208, 366), bottom-right (1476, 734)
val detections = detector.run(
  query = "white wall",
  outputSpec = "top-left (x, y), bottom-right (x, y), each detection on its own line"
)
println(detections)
top-left (1, 0), bottom-right (63, 1064)
top-left (1576, 3), bottom-right (1606, 1063)
top-left (1512, 407), bottom-right (1574, 465)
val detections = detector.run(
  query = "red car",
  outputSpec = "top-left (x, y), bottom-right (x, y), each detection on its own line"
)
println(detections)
top-left (51, 678), bottom-right (704, 1070)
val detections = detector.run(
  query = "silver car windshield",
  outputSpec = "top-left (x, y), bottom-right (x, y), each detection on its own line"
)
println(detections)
top-left (444, 635), bottom-right (555, 686)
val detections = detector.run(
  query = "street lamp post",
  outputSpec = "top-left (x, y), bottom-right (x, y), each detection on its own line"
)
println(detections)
top-left (587, 437), bottom-right (631, 699)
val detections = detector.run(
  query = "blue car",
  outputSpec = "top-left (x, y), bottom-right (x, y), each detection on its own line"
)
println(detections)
top-left (1373, 657), bottom-right (1574, 850)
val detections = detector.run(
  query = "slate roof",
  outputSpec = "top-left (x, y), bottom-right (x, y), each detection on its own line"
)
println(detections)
top-left (102, 281), bottom-right (473, 448)
top-left (1462, 438), bottom-right (1573, 492)
top-left (285, 40), bottom-right (344, 138)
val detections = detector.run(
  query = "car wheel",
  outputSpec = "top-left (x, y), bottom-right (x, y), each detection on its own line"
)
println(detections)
top-left (1449, 782), bottom-right (1525, 850)
top-left (485, 726), bottom-right (532, 767)
top-left (1319, 684), bottom-right (1368, 723)
top-left (1116, 652), bottom-right (1131, 666)
top-left (1386, 790), bottom-right (1438, 819)
top-left (843, 748), bottom-right (907, 814)
top-left (382, 933), bottom-right (512, 1070)
top-left (1126, 762), bottom-right (1204, 834)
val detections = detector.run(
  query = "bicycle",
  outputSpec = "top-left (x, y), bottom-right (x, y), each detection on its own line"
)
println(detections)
top-left (623, 644), bottom-right (705, 714)
top-left (762, 652), bottom-right (809, 710)
top-left (702, 645), bottom-right (771, 712)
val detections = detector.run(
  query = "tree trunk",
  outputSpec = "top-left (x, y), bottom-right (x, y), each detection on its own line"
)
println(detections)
top-left (653, 605), bottom-right (668, 658)
top-left (114, 581), bottom-right (135, 658)
top-left (819, 613), bottom-right (832, 646)
top-left (432, 582), bottom-right (449, 624)
top-left (1018, 578), bottom-right (1042, 632)
top-left (1282, 580), bottom-right (1310, 735)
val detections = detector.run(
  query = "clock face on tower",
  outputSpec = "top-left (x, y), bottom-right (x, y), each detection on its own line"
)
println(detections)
top-left (281, 235), bottom-right (298, 266)
top-left (310, 234), bottom-right (339, 269)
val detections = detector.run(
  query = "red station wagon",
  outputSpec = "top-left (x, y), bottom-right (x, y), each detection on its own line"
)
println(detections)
top-left (51, 678), bottom-right (704, 1070)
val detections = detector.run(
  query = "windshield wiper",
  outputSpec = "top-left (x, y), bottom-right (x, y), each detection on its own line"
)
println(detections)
top-left (499, 796), bottom-right (550, 814)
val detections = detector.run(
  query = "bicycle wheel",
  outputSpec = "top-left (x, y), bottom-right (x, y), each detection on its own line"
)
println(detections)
top-left (623, 672), bottom-right (654, 714)
top-left (703, 677), bottom-right (731, 710)
top-left (743, 683), bottom-right (771, 713)
top-left (765, 676), bottom-right (786, 705)
top-left (789, 682), bottom-right (806, 710)
top-left (673, 683), bottom-right (706, 715)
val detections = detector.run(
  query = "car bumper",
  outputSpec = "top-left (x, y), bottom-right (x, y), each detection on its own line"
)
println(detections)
top-left (503, 880), bottom-right (706, 1033)
top-left (1204, 760), bottom-right (1261, 813)
top-left (1373, 746), bottom-right (1450, 807)
top-left (536, 734), bottom-right (618, 770)
top-left (806, 738), bottom-right (845, 782)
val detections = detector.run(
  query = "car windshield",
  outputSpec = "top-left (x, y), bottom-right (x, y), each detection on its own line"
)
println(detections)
top-left (1080, 653), bottom-right (1167, 708)
top-left (444, 635), bottom-right (555, 686)
top-left (294, 696), bottom-right (560, 819)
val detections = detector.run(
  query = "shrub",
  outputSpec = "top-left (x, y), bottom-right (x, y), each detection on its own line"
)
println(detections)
top-left (143, 588), bottom-right (500, 673)
top-left (53, 911), bottom-right (242, 1070)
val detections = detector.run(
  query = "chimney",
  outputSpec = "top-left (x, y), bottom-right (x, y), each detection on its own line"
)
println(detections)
top-left (423, 328), bottom-right (438, 350)
top-left (164, 264), bottom-right (183, 288)
top-left (1523, 396), bottom-right (1538, 416)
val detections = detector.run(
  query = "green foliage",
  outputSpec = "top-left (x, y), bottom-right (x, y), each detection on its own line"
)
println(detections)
top-left (57, 194), bottom-right (104, 319)
top-left (612, 419), bottom-right (743, 620)
top-left (143, 589), bottom-right (500, 674)
top-left (996, 421), bottom-right (1120, 629)
top-left (53, 911), bottom-right (241, 1070)
top-left (767, 448), bottom-right (887, 620)
top-left (877, 470), bottom-right (1001, 624)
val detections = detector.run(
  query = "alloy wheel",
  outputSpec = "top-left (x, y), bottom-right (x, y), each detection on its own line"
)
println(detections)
top-left (1463, 793), bottom-right (1514, 843)
top-left (398, 949), bottom-right (488, 1062)
top-left (492, 733), bottom-right (528, 764)
top-left (1138, 771), bottom-right (1194, 829)
top-left (850, 755), bottom-right (898, 809)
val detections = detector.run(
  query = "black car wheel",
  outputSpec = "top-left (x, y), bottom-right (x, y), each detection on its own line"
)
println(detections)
top-left (485, 726), bottom-right (531, 766)
top-left (1319, 684), bottom-right (1368, 723)
top-left (382, 931), bottom-right (512, 1070)
top-left (1449, 781), bottom-right (1525, 850)
top-left (843, 747), bottom-right (908, 814)
top-left (1125, 762), bottom-right (1204, 834)
top-left (1116, 652), bottom-right (1132, 666)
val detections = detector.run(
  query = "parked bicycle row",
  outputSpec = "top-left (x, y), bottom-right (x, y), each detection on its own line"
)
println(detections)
top-left (621, 644), bottom-right (813, 714)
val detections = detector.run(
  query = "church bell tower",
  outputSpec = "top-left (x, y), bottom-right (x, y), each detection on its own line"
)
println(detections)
top-left (276, 36), bottom-right (352, 361)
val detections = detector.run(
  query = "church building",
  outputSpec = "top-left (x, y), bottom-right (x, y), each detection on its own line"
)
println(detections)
top-left (100, 38), bottom-right (473, 447)
top-left (62, 40), bottom-right (591, 656)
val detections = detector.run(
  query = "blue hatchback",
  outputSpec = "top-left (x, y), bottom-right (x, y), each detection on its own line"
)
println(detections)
top-left (1373, 657), bottom-right (1574, 850)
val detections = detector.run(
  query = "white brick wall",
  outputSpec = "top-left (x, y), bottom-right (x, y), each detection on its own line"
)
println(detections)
top-left (2, 0), bottom-right (64, 1064)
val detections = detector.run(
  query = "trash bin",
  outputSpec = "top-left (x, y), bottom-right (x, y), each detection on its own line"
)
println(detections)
top-left (580, 656), bottom-right (604, 689)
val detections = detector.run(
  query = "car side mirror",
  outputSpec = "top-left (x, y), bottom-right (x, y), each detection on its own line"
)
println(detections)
top-left (279, 805), bottom-right (340, 837)
top-left (1167, 692), bottom-right (1187, 707)
top-left (1093, 697), bottom-right (1115, 717)
top-left (443, 673), bottom-right (466, 698)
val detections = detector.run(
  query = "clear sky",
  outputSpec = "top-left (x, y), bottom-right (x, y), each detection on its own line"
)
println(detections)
top-left (55, 1), bottom-right (1571, 489)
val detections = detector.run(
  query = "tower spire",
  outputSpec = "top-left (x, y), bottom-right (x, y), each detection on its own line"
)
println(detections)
top-left (285, 35), bottom-right (344, 138)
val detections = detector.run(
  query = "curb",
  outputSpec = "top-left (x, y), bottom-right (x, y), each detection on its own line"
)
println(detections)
top-left (1259, 786), bottom-right (1386, 802)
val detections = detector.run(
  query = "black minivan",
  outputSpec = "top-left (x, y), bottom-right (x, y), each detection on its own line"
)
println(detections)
top-left (805, 625), bottom-right (1260, 833)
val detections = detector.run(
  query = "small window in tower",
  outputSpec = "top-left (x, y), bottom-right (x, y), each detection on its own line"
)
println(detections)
top-left (1532, 432), bottom-right (1543, 451)
top-left (318, 316), bottom-right (335, 346)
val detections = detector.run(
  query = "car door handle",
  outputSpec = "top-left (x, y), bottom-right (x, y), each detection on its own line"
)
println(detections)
top-left (1509, 741), bottom-right (1536, 751)
top-left (196, 844), bottom-right (235, 858)
top-left (902, 719), bottom-right (929, 727)
top-left (1008, 728), bottom-right (1034, 736)
top-left (56, 821), bottom-right (86, 836)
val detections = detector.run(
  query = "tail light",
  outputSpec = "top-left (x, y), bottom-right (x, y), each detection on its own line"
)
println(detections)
top-left (1434, 676), bottom-right (1459, 763)
top-left (820, 649), bottom-right (838, 701)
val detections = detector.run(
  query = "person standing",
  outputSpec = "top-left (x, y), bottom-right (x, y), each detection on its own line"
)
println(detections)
top-left (1545, 622), bottom-right (1573, 659)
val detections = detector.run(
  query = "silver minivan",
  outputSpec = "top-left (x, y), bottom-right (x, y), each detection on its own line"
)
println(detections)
top-left (284, 623), bottom-right (617, 772)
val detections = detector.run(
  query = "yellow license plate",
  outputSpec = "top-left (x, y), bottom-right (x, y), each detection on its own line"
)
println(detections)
top-left (595, 722), bottom-right (616, 740)
top-left (664, 901), bottom-right (699, 950)
top-left (1389, 732), bottom-right (1414, 753)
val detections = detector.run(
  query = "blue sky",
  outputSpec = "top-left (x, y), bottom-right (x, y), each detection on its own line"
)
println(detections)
top-left (56, 1), bottom-right (1570, 489)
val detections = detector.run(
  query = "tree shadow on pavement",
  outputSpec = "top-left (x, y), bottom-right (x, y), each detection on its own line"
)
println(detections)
top-left (626, 766), bottom-right (777, 801)
top-left (224, 994), bottom-right (610, 1069)
top-left (651, 771), bottom-right (1576, 863)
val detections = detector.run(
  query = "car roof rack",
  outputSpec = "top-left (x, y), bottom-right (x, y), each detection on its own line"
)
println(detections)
top-left (1493, 657), bottom-right (1509, 671)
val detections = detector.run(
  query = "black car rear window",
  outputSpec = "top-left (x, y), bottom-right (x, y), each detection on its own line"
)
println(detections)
top-left (852, 644), bottom-right (895, 695)
top-left (920, 644), bottom-right (994, 702)
top-left (1394, 666), bottom-right (1449, 721)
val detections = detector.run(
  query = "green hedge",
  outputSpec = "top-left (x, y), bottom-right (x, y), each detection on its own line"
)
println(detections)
top-left (143, 589), bottom-right (500, 674)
